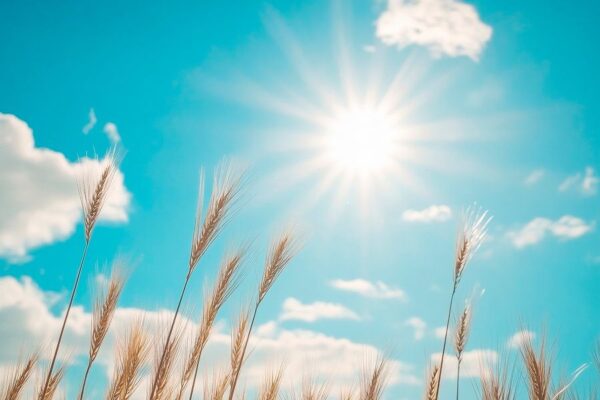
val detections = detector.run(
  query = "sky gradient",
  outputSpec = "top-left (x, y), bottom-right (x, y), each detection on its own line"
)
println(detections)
top-left (0, 0), bottom-right (599, 399)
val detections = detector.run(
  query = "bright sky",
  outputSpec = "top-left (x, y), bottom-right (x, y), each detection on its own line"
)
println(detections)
top-left (0, 1), bottom-right (599, 399)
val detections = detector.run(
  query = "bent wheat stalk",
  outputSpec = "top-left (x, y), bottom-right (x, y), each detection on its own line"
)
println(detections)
top-left (41, 149), bottom-right (121, 397)
top-left (106, 320), bottom-right (149, 400)
top-left (149, 164), bottom-right (241, 400)
top-left (435, 207), bottom-right (490, 400)
top-left (227, 232), bottom-right (299, 400)
top-left (79, 266), bottom-right (126, 400)
top-left (180, 248), bottom-right (245, 400)
top-left (1, 351), bottom-right (39, 400)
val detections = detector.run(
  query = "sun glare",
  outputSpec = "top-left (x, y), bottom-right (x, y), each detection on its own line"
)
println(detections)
top-left (325, 108), bottom-right (396, 175)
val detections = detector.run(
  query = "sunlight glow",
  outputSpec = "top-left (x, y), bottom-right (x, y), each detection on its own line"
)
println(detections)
top-left (325, 108), bottom-right (396, 175)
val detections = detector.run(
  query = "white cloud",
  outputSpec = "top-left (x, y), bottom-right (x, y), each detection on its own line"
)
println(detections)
top-left (0, 114), bottom-right (131, 261)
top-left (0, 276), bottom-right (419, 398)
top-left (431, 349), bottom-right (497, 379)
top-left (402, 205), bottom-right (452, 223)
top-left (405, 317), bottom-right (426, 341)
top-left (330, 279), bottom-right (406, 300)
top-left (363, 45), bottom-right (377, 53)
top-left (506, 329), bottom-right (535, 349)
top-left (508, 216), bottom-right (594, 248)
top-left (559, 167), bottom-right (598, 196)
top-left (103, 122), bottom-right (121, 144)
top-left (375, 0), bottom-right (492, 61)
top-left (433, 326), bottom-right (447, 339)
top-left (82, 108), bottom-right (97, 134)
top-left (279, 297), bottom-right (360, 323)
top-left (524, 169), bottom-right (545, 186)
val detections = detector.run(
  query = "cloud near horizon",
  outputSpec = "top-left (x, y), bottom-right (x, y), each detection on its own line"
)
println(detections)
top-left (279, 297), bottom-right (360, 322)
top-left (0, 276), bottom-right (419, 398)
top-left (508, 215), bottom-right (594, 248)
top-left (330, 278), bottom-right (406, 300)
top-left (375, 0), bottom-right (493, 61)
top-left (0, 113), bottom-right (130, 261)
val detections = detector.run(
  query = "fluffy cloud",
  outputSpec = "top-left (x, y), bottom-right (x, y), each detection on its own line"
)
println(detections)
top-left (330, 279), bottom-right (406, 300)
top-left (524, 169), bottom-right (545, 186)
top-left (0, 113), bottom-right (130, 261)
top-left (103, 122), bottom-right (121, 144)
top-left (279, 297), bottom-right (360, 323)
top-left (506, 329), bottom-right (535, 349)
top-left (508, 216), bottom-right (594, 248)
top-left (402, 205), bottom-right (452, 223)
top-left (405, 317), bottom-right (426, 341)
top-left (559, 167), bottom-right (598, 196)
top-left (0, 276), bottom-right (419, 398)
top-left (433, 326), bottom-right (447, 339)
top-left (375, 0), bottom-right (492, 61)
top-left (82, 108), bottom-right (97, 134)
top-left (431, 349), bottom-right (497, 379)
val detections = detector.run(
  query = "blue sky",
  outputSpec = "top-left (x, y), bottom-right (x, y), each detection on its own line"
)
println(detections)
top-left (0, 0), bottom-right (599, 399)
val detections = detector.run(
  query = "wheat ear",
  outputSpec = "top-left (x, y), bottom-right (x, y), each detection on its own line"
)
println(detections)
top-left (227, 232), bottom-right (299, 400)
top-left (150, 163), bottom-right (242, 400)
top-left (106, 319), bottom-right (149, 400)
top-left (435, 206), bottom-right (490, 400)
top-left (359, 357), bottom-right (389, 400)
top-left (41, 148), bottom-right (121, 397)
top-left (454, 302), bottom-right (472, 400)
top-left (79, 267), bottom-right (126, 399)
top-left (424, 364), bottom-right (440, 400)
top-left (1, 351), bottom-right (39, 400)
top-left (181, 248), bottom-right (246, 400)
top-left (258, 365), bottom-right (285, 400)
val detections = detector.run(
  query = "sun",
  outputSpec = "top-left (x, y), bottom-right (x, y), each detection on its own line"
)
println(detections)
top-left (324, 108), bottom-right (396, 176)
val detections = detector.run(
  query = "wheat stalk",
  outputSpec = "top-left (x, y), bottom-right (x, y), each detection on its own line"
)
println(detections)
top-left (41, 148), bottom-right (122, 397)
top-left (359, 357), bottom-right (388, 400)
top-left (296, 378), bottom-right (329, 400)
top-left (149, 326), bottom-right (182, 400)
top-left (79, 266), bottom-right (126, 399)
top-left (1, 351), bottom-right (39, 400)
top-left (521, 334), bottom-right (551, 400)
top-left (150, 163), bottom-right (242, 400)
top-left (229, 311), bottom-right (251, 398)
top-left (227, 232), bottom-right (299, 400)
top-left (454, 302), bottom-right (472, 400)
top-left (204, 371), bottom-right (230, 400)
top-left (424, 364), bottom-right (440, 400)
top-left (106, 320), bottom-right (150, 400)
top-left (37, 366), bottom-right (65, 400)
top-left (180, 248), bottom-right (246, 400)
top-left (435, 206), bottom-right (490, 400)
top-left (258, 366), bottom-right (285, 400)
top-left (479, 357), bottom-right (515, 400)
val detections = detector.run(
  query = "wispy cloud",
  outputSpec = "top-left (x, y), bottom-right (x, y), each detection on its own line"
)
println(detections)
top-left (375, 0), bottom-right (492, 61)
top-left (508, 215), bottom-right (594, 248)
top-left (433, 326), bottom-right (446, 339)
top-left (0, 114), bottom-right (130, 261)
top-left (431, 349), bottom-right (497, 379)
top-left (402, 205), bottom-right (452, 223)
top-left (559, 167), bottom-right (598, 196)
top-left (330, 279), bottom-right (406, 300)
top-left (103, 122), bottom-right (121, 144)
top-left (506, 329), bottom-right (535, 349)
top-left (524, 169), bottom-right (545, 186)
top-left (405, 317), bottom-right (426, 341)
top-left (82, 108), bottom-right (97, 134)
top-left (279, 297), bottom-right (360, 322)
